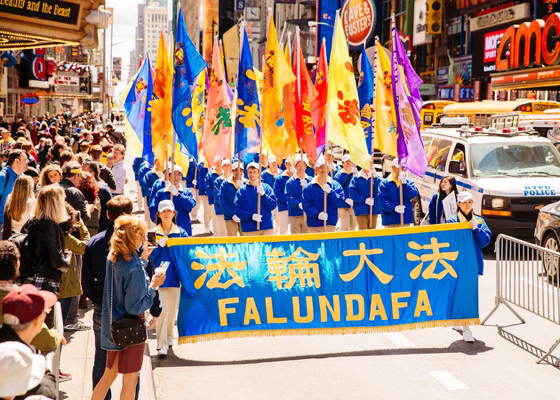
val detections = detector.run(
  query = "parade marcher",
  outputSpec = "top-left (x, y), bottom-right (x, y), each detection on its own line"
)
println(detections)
top-left (149, 165), bottom-right (196, 236)
top-left (140, 160), bottom-right (163, 229)
top-left (205, 159), bottom-right (222, 236)
top-left (447, 191), bottom-right (492, 342)
top-left (349, 163), bottom-right (382, 230)
top-left (429, 176), bottom-right (458, 224)
top-left (377, 158), bottom-right (419, 228)
top-left (132, 157), bottom-right (147, 213)
top-left (302, 158), bottom-right (344, 233)
top-left (197, 161), bottom-right (212, 234)
top-left (334, 155), bottom-right (357, 231)
top-left (326, 150), bottom-right (341, 177)
top-left (261, 155), bottom-right (282, 189)
top-left (148, 162), bottom-right (172, 210)
top-left (273, 157), bottom-right (293, 235)
top-left (151, 200), bottom-right (188, 357)
top-left (212, 158), bottom-right (231, 237)
top-left (185, 158), bottom-right (200, 223)
top-left (233, 162), bottom-right (277, 236)
top-left (219, 160), bottom-right (245, 237)
top-left (285, 155), bottom-right (312, 234)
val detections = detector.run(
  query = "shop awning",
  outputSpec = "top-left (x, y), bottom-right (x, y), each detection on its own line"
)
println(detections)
top-left (490, 65), bottom-right (560, 91)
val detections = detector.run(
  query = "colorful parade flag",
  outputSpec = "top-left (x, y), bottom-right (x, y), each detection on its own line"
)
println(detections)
top-left (192, 68), bottom-right (206, 145)
top-left (151, 32), bottom-right (173, 164)
top-left (172, 8), bottom-right (207, 162)
top-left (293, 29), bottom-right (318, 163)
top-left (312, 38), bottom-right (328, 157)
top-left (262, 15), bottom-right (296, 164)
top-left (202, 38), bottom-right (233, 166)
top-left (374, 39), bottom-right (398, 158)
top-left (358, 45), bottom-right (374, 155)
top-left (234, 28), bottom-right (261, 164)
top-left (283, 41), bottom-right (296, 157)
top-left (391, 17), bottom-right (428, 177)
top-left (325, 13), bottom-right (370, 170)
top-left (119, 67), bottom-right (144, 159)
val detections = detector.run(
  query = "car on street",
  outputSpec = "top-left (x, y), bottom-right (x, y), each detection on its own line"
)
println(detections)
top-left (535, 201), bottom-right (560, 279)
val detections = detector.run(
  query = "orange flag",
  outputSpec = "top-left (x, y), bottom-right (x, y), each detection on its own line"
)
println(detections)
top-left (311, 38), bottom-right (328, 154)
top-left (151, 32), bottom-right (173, 164)
top-left (283, 42), bottom-right (296, 157)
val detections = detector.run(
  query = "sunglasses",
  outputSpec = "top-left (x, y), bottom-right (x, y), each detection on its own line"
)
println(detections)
top-left (43, 307), bottom-right (52, 315)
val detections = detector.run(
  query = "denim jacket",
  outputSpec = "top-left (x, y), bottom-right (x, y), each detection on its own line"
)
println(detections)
top-left (101, 253), bottom-right (156, 351)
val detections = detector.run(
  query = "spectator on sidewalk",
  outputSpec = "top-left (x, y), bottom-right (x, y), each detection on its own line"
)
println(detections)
top-left (59, 161), bottom-right (92, 223)
top-left (83, 161), bottom-right (112, 233)
top-left (78, 172), bottom-right (103, 236)
top-left (38, 164), bottom-right (62, 188)
top-left (110, 144), bottom-right (126, 195)
top-left (0, 149), bottom-right (29, 233)
top-left (90, 145), bottom-right (117, 191)
top-left (3, 175), bottom-right (36, 238)
top-left (105, 124), bottom-right (126, 147)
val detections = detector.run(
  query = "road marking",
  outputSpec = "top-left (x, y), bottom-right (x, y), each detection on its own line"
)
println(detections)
top-left (429, 371), bottom-right (468, 390)
top-left (383, 332), bottom-right (415, 347)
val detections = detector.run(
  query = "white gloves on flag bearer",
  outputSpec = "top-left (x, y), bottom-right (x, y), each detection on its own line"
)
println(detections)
top-left (345, 198), bottom-right (354, 206)
top-left (318, 212), bottom-right (328, 221)
top-left (470, 219), bottom-right (478, 230)
top-left (365, 198), bottom-right (374, 206)
top-left (323, 184), bottom-right (332, 194)
top-left (394, 205), bottom-right (405, 214)
top-left (298, 203), bottom-right (303, 210)
top-left (165, 184), bottom-right (179, 196)
top-left (192, 179), bottom-right (197, 186)
top-left (232, 215), bottom-right (241, 223)
top-left (252, 214), bottom-right (262, 222)
top-left (398, 172), bottom-right (407, 184)
top-left (256, 185), bottom-right (265, 196)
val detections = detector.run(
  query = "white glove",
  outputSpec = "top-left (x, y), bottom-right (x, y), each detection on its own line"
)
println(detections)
top-left (158, 237), bottom-right (168, 247)
top-left (232, 215), bottom-right (241, 223)
top-left (318, 212), bottom-right (328, 221)
top-left (395, 205), bottom-right (406, 214)
top-left (470, 219), bottom-right (478, 230)
top-left (192, 179), bottom-right (197, 186)
top-left (256, 185), bottom-right (265, 196)
top-left (323, 183), bottom-right (332, 194)
top-left (298, 202), bottom-right (303, 210)
top-left (365, 198), bottom-right (374, 206)
top-left (398, 172), bottom-right (407, 183)
top-left (290, 166), bottom-right (296, 174)
top-left (345, 198), bottom-right (354, 206)
top-left (166, 184), bottom-right (179, 196)
top-left (252, 213), bottom-right (262, 222)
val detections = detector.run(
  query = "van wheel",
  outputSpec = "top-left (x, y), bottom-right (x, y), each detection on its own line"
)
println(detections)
top-left (412, 196), bottom-right (423, 226)
top-left (543, 233), bottom-right (560, 280)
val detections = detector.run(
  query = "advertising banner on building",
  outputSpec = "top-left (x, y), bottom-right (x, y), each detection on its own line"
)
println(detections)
top-left (469, 3), bottom-right (530, 32)
top-left (413, 0), bottom-right (432, 46)
top-left (55, 62), bottom-right (91, 95)
top-left (112, 57), bottom-right (122, 84)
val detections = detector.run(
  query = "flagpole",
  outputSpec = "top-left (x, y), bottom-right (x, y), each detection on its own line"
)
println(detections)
top-left (369, 39), bottom-right (379, 228)
top-left (256, 55), bottom-right (266, 231)
top-left (169, 29), bottom-right (176, 201)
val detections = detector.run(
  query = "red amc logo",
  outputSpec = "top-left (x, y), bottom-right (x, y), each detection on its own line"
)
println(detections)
top-left (484, 29), bottom-right (507, 63)
top-left (341, 0), bottom-right (376, 49)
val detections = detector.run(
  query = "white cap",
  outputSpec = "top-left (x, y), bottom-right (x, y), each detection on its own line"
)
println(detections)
top-left (164, 161), bottom-right (173, 171)
top-left (342, 154), bottom-right (351, 163)
top-left (391, 158), bottom-right (400, 168)
top-left (284, 156), bottom-right (294, 165)
top-left (267, 155), bottom-right (277, 165)
top-left (457, 191), bottom-right (474, 203)
top-left (0, 341), bottom-right (45, 397)
top-left (172, 165), bottom-right (183, 175)
top-left (247, 162), bottom-right (259, 170)
top-left (295, 155), bottom-right (308, 166)
top-left (221, 158), bottom-right (231, 167)
top-left (232, 160), bottom-right (243, 170)
top-left (158, 200), bottom-right (175, 212)
top-left (315, 157), bottom-right (326, 168)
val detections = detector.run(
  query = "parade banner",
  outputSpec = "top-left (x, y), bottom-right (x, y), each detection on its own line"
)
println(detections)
top-left (169, 223), bottom-right (480, 343)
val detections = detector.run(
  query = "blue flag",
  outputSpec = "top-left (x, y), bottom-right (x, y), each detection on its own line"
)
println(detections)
top-left (358, 45), bottom-right (374, 155)
top-left (124, 56), bottom-right (154, 164)
top-left (172, 8), bottom-right (207, 162)
top-left (234, 28), bottom-right (261, 163)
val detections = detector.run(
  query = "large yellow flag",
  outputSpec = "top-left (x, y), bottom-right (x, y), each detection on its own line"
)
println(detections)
top-left (283, 42), bottom-right (297, 160)
top-left (151, 33), bottom-right (173, 164)
top-left (374, 39), bottom-right (398, 157)
top-left (325, 14), bottom-right (370, 170)
top-left (262, 15), bottom-right (296, 164)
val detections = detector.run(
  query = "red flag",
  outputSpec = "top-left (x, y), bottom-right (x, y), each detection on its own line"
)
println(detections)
top-left (293, 29), bottom-right (318, 163)
top-left (311, 39), bottom-right (328, 154)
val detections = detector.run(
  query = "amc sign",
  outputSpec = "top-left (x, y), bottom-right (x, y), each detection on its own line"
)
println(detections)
top-left (496, 13), bottom-right (560, 71)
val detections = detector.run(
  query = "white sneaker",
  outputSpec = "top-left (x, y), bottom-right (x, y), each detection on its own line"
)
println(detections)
top-left (452, 326), bottom-right (463, 333)
top-left (157, 347), bottom-right (168, 357)
top-left (204, 227), bottom-right (211, 234)
top-left (463, 329), bottom-right (475, 343)
top-left (167, 339), bottom-right (173, 347)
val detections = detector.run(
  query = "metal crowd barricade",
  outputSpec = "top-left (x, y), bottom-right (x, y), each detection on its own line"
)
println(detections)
top-left (482, 234), bottom-right (560, 365)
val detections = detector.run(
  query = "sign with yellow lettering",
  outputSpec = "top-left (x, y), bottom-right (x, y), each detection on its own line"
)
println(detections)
top-left (168, 223), bottom-right (480, 343)
top-left (0, 0), bottom-right (81, 26)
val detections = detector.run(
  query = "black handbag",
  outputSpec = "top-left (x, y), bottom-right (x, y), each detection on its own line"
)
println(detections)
top-left (109, 262), bottom-right (146, 348)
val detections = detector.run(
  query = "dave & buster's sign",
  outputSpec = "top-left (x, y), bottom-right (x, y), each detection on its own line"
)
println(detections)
top-left (0, 0), bottom-right (81, 26)
top-left (341, 0), bottom-right (377, 50)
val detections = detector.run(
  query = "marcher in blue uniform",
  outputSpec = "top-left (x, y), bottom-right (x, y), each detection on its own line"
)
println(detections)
top-left (285, 155), bottom-right (312, 234)
top-left (428, 176), bottom-right (458, 224)
top-left (262, 155), bottom-right (282, 232)
top-left (205, 161), bottom-right (222, 235)
top-left (274, 157), bottom-right (293, 235)
top-left (149, 165), bottom-right (196, 236)
top-left (219, 160), bottom-right (245, 237)
top-left (334, 154), bottom-right (357, 231)
top-left (377, 158), bottom-right (419, 227)
top-left (326, 150), bottom-right (341, 177)
top-left (447, 191), bottom-right (492, 343)
top-left (148, 162), bottom-right (172, 212)
top-left (185, 157), bottom-right (201, 223)
top-left (349, 162), bottom-right (382, 230)
top-left (212, 158), bottom-right (231, 237)
top-left (133, 158), bottom-right (149, 213)
top-left (234, 162), bottom-right (277, 236)
top-left (150, 200), bottom-right (188, 357)
top-left (197, 162), bottom-right (211, 233)
top-left (140, 160), bottom-right (163, 228)
top-left (302, 158), bottom-right (344, 233)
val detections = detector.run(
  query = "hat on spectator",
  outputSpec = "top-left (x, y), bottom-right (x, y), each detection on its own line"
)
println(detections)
top-left (2, 284), bottom-right (57, 325)
top-left (158, 200), bottom-right (175, 213)
top-left (457, 191), bottom-right (474, 203)
top-left (0, 341), bottom-right (45, 398)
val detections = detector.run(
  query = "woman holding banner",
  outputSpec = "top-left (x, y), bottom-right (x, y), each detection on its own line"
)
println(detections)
top-left (428, 176), bottom-right (458, 225)
top-left (447, 191), bottom-right (492, 342)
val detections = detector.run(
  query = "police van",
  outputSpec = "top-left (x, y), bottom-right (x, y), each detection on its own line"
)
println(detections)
top-left (410, 119), bottom-right (560, 239)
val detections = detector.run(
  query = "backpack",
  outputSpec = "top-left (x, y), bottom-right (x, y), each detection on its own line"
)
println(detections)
top-left (9, 232), bottom-right (30, 284)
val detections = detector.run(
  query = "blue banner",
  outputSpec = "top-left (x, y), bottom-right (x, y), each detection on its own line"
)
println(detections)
top-left (169, 223), bottom-right (480, 343)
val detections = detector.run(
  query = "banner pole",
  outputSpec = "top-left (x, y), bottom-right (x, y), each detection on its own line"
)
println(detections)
top-left (257, 54), bottom-right (266, 231)
top-left (369, 39), bottom-right (379, 229)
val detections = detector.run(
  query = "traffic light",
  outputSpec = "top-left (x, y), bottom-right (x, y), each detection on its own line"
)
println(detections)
top-left (426, 0), bottom-right (442, 35)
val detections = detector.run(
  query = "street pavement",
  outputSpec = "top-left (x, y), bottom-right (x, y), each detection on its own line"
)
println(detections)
top-left (60, 148), bottom-right (560, 399)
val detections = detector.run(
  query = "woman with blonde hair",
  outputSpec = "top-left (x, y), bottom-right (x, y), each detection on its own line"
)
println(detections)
top-left (92, 215), bottom-right (165, 400)
top-left (3, 175), bottom-right (36, 238)
top-left (39, 164), bottom-right (62, 187)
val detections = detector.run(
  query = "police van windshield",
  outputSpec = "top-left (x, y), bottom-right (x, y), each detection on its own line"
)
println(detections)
top-left (471, 142), bottom-right (560, 177)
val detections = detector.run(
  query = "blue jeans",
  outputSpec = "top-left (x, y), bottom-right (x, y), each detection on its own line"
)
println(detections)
top-left (59, 297), bottom-right (73, 326)
top-left (93, 306), bottom-right (141, 400)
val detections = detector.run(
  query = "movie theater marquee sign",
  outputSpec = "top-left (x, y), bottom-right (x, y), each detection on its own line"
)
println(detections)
top-left (0, 0), bottom-right (81, 27)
